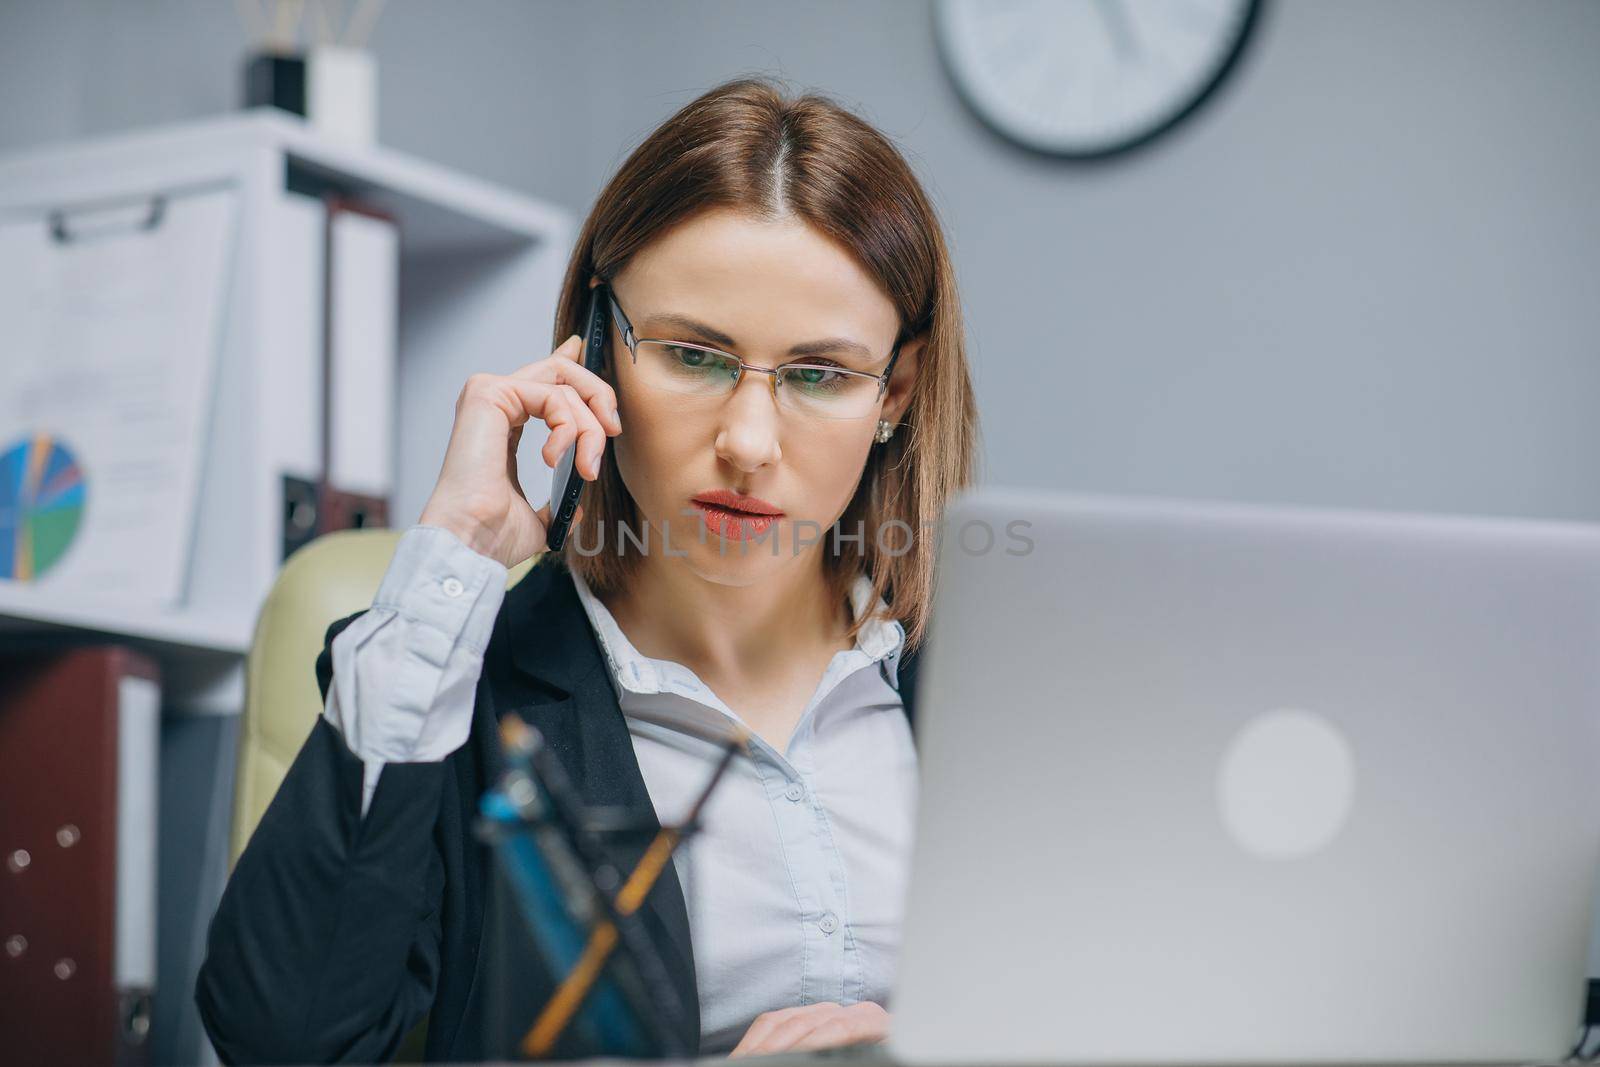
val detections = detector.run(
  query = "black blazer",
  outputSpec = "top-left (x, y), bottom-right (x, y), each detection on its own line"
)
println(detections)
top-left (196, 551), bottom-right (926, 1064)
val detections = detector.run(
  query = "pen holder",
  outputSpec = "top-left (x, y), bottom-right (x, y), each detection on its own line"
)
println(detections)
top-left (474, 715), bottom-right (708, 1060)
top-left (477, 814), bottom-right (676, 1060)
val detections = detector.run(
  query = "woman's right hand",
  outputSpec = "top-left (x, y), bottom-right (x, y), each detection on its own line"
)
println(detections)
top-left (417, 333), bottom-right (621, 569)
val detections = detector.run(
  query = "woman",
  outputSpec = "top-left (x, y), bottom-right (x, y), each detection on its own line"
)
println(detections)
top-left (196, 75), bottom-right (978, 1063)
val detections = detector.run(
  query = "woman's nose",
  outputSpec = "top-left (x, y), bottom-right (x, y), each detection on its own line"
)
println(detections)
top-left (712, 372), bottom-right (783, 472)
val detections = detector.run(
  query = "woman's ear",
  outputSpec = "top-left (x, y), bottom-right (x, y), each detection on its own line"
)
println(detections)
top-left (880, 334), bottom-right (923, 428)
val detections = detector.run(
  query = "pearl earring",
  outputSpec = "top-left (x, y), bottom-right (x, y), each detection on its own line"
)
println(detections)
top-left (874, 419), bottom-right (896, 444)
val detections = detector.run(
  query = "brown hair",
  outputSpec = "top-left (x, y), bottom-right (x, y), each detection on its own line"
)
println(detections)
top-left (550, 75), bottom-right (978, 653)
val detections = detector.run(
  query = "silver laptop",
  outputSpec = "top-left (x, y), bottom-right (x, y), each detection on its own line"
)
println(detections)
top-left (883, 486), bottom-right (1600, 1065)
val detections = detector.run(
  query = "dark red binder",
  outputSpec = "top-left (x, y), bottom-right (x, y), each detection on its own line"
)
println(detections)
top-left (0, 644), bottom-right (160, 1067)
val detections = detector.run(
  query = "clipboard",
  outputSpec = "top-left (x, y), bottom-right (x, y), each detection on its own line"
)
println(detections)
top-left (0, 180), bottom-right (239, 607)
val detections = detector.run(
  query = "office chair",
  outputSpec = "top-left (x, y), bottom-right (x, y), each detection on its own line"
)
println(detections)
top-left (231, 527), bottom-right (538, 865)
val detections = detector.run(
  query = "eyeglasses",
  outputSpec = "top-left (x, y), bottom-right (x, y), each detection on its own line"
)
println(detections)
top-left (603, 286), bottom-right (901, 421)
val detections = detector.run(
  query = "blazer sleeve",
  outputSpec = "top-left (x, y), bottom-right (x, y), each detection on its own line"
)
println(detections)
top-left (195, 610), bottom-right (453, 1065)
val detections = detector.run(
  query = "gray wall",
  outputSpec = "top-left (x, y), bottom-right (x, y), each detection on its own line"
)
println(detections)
top-left (5, 0), bottom-right (1599, 523)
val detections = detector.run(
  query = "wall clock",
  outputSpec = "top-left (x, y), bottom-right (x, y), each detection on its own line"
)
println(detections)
top-left (934, 0), bottom-right (1263, 160)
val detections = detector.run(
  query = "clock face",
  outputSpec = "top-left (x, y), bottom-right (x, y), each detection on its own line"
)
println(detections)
top-left (934, 0), bottom-right (1262, 159)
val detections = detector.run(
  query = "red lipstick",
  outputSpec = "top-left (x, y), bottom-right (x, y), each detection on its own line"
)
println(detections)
top-left (690, 488), bottom-right (784, 542)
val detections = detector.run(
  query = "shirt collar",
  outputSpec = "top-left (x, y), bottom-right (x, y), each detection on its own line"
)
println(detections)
top-left (569, 567), bottom-right (907, 698)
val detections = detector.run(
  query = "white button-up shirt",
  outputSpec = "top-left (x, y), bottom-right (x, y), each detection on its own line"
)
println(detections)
top-left (320, 525), bottom-right (919, 1054)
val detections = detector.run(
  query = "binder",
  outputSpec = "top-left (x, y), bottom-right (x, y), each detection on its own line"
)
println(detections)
top-left (266, 190), bottom-right (327, 563)
top-left (275, 192), bottom-right (400, 560)
top-left (0, 643), bottom-right (161, 1066)
top-left (319, 195), bottom-right (398, 535)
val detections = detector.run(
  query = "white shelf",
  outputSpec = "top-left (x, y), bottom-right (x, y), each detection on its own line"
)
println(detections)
top-left (0, 590), bottom-right (252, 655)
top-left (0, 108), bottom-right (566, 254)
top-left (0, 110), bottom-right (576, 710)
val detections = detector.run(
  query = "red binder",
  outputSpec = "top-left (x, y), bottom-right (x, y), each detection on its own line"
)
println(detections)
top-left (0, 644), bottom-right (160, 1067)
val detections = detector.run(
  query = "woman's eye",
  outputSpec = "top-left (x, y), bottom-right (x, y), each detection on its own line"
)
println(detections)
top-left (785, 364), bottom-right (850, 392)
top-left (670, 345), bottom-right (711, 367)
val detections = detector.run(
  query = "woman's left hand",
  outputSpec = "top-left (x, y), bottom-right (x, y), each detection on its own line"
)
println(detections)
top-left (727, 1001), bottom-right (891, 1058)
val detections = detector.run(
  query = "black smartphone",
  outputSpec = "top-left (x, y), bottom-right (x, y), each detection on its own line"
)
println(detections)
top-left (544, 283), bottom-right (611, 552)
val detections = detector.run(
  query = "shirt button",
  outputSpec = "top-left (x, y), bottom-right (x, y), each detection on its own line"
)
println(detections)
top-left (784, 782), bottom-right (804, 802)
top-left (818, 912), bottom-right (838, 935)
top-left (441, 576), bottom-right (465, 598)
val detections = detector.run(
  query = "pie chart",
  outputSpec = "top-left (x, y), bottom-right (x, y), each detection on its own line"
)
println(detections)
top-left (1, 433), bottom-right (87, 581)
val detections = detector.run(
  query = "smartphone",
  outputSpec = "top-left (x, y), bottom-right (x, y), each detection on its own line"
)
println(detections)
top-left (544, 284), bottom-right (611, 552)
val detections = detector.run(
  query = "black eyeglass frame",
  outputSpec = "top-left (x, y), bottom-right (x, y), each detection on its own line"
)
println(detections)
top-left (599, 284), bottom-right (904, 415)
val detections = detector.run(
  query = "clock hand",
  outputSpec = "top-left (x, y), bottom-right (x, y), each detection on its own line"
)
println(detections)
top-left (1092, 0), bottom-right (1141, 63)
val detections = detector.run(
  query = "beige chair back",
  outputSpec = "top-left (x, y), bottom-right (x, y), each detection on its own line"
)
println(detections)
top-left (230, 528), bottom-right (537, 865)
